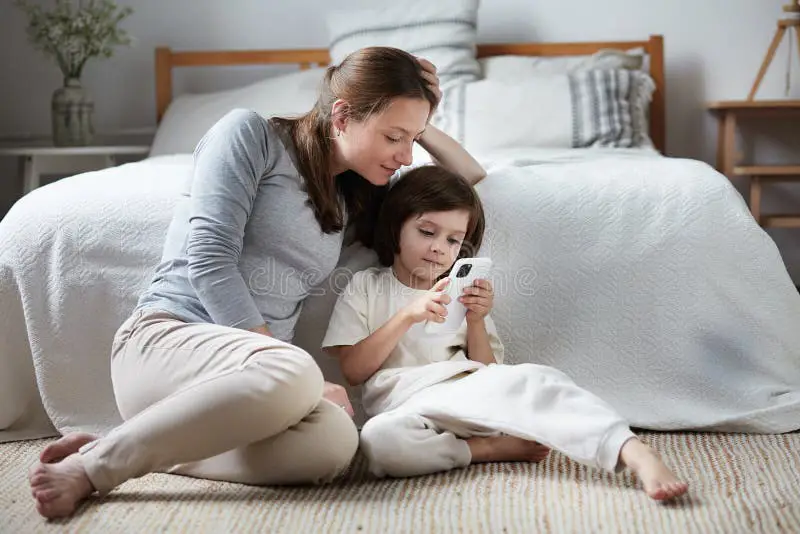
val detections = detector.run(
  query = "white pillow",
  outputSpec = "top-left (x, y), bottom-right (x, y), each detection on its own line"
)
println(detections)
top-left (457, 69), bottom-right (655, 153)
top-left (480, 47), bottom-right (645, 82)
top-left (150, 68), bottom-right (325, 156)
top-left (326, 0), bottom-right (481, 86)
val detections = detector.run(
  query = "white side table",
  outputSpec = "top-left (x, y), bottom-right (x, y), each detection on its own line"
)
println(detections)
top-left (0, 145), bottom-right (151, 195)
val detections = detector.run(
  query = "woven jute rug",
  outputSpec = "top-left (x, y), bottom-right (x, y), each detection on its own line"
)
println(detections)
top-left (2, 432), bottom-right (799, 533)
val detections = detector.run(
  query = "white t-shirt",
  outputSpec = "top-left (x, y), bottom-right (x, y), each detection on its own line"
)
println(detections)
top-left (322, 266), bottom-right (505, 417)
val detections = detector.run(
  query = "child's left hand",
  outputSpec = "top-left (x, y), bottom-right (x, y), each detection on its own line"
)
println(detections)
top-left (460, 279), bottom-right (494, 324)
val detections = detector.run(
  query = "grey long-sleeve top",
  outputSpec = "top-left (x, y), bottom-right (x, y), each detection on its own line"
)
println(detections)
top-left (136, 109), bottom-right (345, 342)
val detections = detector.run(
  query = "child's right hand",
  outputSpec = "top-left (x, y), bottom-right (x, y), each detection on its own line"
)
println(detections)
top-left (401, 277), bottom-right (451, 324)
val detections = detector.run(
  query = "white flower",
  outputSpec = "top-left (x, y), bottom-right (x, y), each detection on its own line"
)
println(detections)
top-left (15, 0), bottom-right (133, 79)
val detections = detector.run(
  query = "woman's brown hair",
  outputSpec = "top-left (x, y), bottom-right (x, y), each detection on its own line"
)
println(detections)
top-left (272, 47), bottom-right (438, 247)
top-left (373, 166), bottom-right (485, 267)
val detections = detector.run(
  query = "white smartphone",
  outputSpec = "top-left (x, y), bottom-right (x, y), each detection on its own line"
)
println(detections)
top-left (424, 257), bottom-right (493, 335)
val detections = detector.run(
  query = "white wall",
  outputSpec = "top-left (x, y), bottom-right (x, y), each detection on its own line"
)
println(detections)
top-left (1, 0), bottom-right (798, 280)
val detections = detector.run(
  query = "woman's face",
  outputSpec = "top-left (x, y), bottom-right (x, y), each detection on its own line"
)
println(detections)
top-left (333, 97), bottom-right (430, 186)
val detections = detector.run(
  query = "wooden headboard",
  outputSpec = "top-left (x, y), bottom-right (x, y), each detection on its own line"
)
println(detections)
top-left (155, 35), bottom-right (665, 153)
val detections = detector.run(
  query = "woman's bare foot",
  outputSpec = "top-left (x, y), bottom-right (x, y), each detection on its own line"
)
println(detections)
top-left (29, 453), bottom-right (95, 518)
top-left (619, 438), bottom-right (688, 501)
top-left (467, 435), bottom-right (551, 464)
top-left (40, 432), bottom-right (98, 464)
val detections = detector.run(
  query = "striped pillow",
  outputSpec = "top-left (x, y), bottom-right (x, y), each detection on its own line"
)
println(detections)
top-left (326, 0), bottom-right (481, 87)
top-left (568, 69), bottom-right (655, 148)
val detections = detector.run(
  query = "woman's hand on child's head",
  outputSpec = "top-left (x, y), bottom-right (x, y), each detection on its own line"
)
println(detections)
top-left (323, 381), bottom-right (355, 418)
top-left (402, 276), bottom-right (451, 324)
top-left (461, 278), bottom-right (494, 324)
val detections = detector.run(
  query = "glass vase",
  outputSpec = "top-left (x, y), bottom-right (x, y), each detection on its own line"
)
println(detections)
top-left (51, 77), bottom-right (95, 146)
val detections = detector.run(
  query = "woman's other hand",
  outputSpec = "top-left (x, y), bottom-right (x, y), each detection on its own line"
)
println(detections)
top-left (323, 381), bottom-right (355, 418)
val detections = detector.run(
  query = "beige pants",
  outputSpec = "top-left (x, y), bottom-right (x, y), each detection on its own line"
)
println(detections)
top-left (78, 309), bottom-right (359, 494)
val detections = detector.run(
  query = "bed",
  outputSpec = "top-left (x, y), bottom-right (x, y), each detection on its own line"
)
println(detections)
top-left (1, 26), bottom-right (799, 449)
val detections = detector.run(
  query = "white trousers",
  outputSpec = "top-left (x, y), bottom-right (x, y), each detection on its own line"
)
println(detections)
top-left (359, 363), bottom-right (635, 478)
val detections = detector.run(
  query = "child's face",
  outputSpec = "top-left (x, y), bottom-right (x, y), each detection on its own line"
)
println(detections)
top-left (394, 209), bottom-right (470, 288)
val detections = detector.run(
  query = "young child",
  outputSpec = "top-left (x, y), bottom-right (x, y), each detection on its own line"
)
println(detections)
top-left (322, 166), bottom-right (688, 501)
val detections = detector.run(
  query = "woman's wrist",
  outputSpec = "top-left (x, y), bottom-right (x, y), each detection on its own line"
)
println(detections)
top-left (415, 125), bottom-right (486, 186)
top-left (416, 124), bottom-right (439, 152)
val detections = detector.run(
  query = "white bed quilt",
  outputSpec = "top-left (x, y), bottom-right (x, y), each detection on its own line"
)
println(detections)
top-left (1, 149), bottom-right (799, 442)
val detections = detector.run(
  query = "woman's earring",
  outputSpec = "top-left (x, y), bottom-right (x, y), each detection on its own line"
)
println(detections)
top-left (336, 128), bottom-right (342, 137)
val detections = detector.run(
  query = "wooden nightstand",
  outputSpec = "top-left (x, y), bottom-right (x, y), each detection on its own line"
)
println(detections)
top-left (708, 99), bottom-right (800, 228)
top-left (0, 144), bottom-right (150, 195)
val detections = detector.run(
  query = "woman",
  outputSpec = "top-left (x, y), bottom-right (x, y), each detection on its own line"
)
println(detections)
top-left (28, 46), bottom-right (486, 519)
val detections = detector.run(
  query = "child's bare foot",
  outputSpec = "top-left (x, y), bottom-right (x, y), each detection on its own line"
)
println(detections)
top-left (468, 435), bottom-right (551, 464)
top-left (40, 432), bottom-right (98, 463)
top-left (29, 453), bottom-right (95, 518)
top-left (620, 438), bottom-right (688, 501)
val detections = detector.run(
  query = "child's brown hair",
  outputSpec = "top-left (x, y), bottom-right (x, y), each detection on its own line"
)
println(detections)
top-left (373, 165), bottom-right (485, 267)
